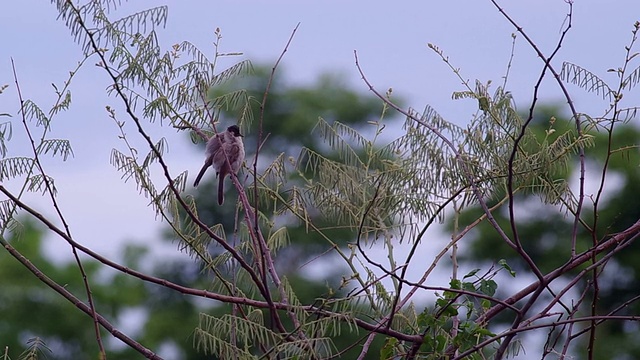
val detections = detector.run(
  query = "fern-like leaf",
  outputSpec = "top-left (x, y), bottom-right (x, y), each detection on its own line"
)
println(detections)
top-left (36, 139), bottom-right (74, 160)
top-left (0, 157), bottom-right (34, 181)
top-left (561, 62), bottom-right (613, 100)
top-left (27, 174), bottom-right (57, 195)
top-left (18, 337), bottom-right (52, 360)
top-left (0, 121), bottom-right (12, 157)
top-left (622, 64), bottom-right (640, 91)
top-left (21, 100), bottom-right (50, 128)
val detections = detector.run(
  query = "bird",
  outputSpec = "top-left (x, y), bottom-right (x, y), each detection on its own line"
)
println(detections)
top-left (193, 125), bottom-right (245, 205)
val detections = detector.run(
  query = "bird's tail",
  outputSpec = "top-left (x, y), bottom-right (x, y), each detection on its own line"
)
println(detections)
top-left (217, 174), bottom-right (225, 205)
top-left (193, 165), bottom-right (209, 187)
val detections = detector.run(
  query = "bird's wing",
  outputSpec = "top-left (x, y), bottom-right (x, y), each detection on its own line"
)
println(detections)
top-left (206, 132), bottom-right (224, 157)
top-left (227, 142), bottom-right (244, 172)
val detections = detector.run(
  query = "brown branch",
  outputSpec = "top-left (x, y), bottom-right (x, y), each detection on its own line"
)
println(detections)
top-left (586, 22), bottom-right (640, 359)
top-left (488, 0), bottom-right (585, 258)
top-left (455, 314), bottom-right (640, 360)
top-left (495, 2), bottom-right (574, 356)
top-left (479, 218), bottom-right (640, 324)
top-left (248, 21), bottom-right (303, 336)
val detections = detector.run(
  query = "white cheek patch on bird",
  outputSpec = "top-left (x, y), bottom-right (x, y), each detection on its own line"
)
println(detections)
top-left (193, 125), bottom-right (245, 205)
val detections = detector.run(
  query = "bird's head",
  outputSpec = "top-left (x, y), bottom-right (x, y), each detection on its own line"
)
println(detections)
top-left (227, 125), bottom-right (243, 137)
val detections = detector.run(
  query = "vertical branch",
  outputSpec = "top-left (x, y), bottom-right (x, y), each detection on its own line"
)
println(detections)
top-left (501, 32), bottom-right (518, 90)
top-left (449, 201), bottom-right (461, 349)
top-left (488, 2), bottom-right (576, 357)
top-left (586, 23), bottom-right (639, 359)
top-left (252, 21), bottom-right (301, 325)
top-left (560, 283), bottom-right (591, 357)
top-left (246, 22), bottom-right (304, 334)
top-left (504, 0), bottom-right (572, 278)
top-left (255, 22), bottom-right (300, 228)
top-left (489, 0), bottom-right (585, 259)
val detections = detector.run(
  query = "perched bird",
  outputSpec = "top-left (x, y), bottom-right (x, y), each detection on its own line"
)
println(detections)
top-left (193, 125), bottom-right (245, 205)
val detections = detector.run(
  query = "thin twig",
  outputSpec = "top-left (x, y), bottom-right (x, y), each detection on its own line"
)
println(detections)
top-left (252, 21), bottom-right (304, 336)
top-left (586, 23), bottom-right (640, 359)
top-left (455, 313), bottom-right (640, 360)
top-left (488, 0), bottom-right (585, 258)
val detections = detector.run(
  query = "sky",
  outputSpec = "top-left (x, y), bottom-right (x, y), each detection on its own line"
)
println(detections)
top-left (1, 0), bottom-right (639, 358)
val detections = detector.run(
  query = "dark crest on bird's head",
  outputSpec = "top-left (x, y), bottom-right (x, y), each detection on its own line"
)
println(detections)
top-left (227, 125), bottom-right (243, 137)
